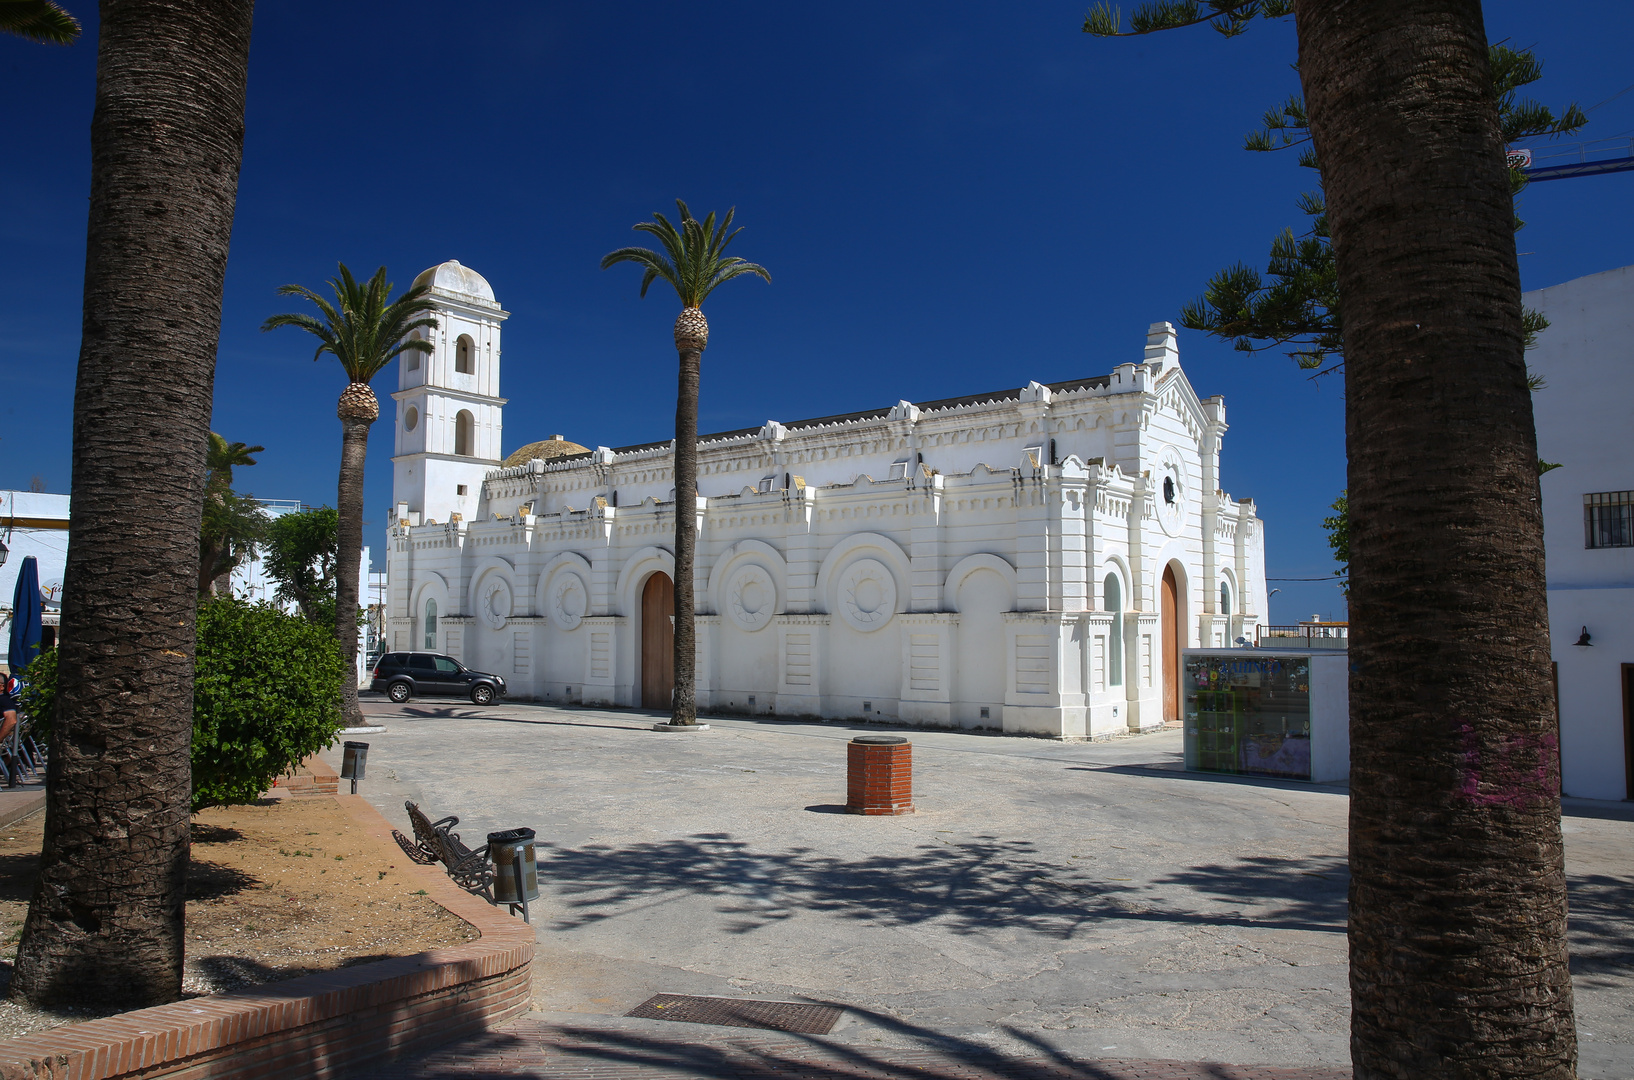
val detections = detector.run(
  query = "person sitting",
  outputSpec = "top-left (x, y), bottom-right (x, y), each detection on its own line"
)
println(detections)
top-left (0, 675), bottom-right (22, 788)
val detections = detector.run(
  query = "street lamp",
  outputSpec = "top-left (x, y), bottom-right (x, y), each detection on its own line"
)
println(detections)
top-left (0, 538), bottom-right (9, 568)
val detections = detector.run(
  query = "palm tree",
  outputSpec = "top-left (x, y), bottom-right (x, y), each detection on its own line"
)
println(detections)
top-left (0, 0), bottom-right (80, 43)
top-left (262, 266), bottom-right (437, 727)
top-left (1302, 8), bottom-right (1575, 1075)
top-left (199, 433), bottom-right (267, 598)
top-left (10, 0), bottom-right (254, 1010)
top-left (205, 431), bottom-right (263, 491)
top-left (602, 201), bottom-right (770, 725)
top-left (1087, 1), bottom-right (1577, 1074)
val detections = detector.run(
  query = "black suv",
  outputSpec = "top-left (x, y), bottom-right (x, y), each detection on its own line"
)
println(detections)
top-left (370, 652), bottom-right (508, 705)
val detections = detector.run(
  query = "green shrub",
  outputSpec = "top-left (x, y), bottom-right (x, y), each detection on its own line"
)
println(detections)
top-left (19, 599), bottom-right (345, 812)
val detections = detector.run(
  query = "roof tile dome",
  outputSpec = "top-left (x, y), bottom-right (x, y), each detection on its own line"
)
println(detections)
top-left (412, 259), bottom-right (497, 305)
top-left (502, 434), bottom-right (590, 468)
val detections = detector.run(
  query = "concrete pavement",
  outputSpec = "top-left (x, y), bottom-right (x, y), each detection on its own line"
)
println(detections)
top-left (330, 698), bottom-right (1633, 1079)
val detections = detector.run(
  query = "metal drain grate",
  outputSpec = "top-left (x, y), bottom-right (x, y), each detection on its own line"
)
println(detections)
top-left (626, 993), bottom-right (843, 1035)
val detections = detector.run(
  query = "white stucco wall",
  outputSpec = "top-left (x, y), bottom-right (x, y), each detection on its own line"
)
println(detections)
top-left (1527, 263), bottom-right (1634, 800)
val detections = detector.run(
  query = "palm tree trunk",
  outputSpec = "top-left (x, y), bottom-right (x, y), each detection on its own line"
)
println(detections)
top-left (335, 414), bottom-right (370, 729)
top-left (11, 0), bottom-right (254, 1010)
top-left (1295, 2), bottom-right (1576, 1076)
top-left (670, 343), bottom-right (700, 725)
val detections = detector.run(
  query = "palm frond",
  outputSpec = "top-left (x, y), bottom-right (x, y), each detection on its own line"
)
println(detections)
top-left (603, 200), bottom-right (771, 310)
top-left (0, 0), bottom-right (80, 44)
top-left (263, 263), bottom-right (440, 385)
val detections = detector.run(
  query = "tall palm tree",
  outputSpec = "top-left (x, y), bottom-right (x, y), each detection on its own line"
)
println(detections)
top-left (11, 0), bottom-right (254, 1010)
top-left (1088, 1), bottom-right (1577, 1074)
top-left (1303, 6), bottom-right (1575, 1075)
top-left (262, 266), bottom-right (438, 727)
top-left (0, 0), bottom-right (80, 43)
top-left (602, 201), bottom-right (770, 725)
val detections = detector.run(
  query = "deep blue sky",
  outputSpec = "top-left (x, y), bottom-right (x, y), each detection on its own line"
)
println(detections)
top-left (4, 2), bottom-right (1631, 623)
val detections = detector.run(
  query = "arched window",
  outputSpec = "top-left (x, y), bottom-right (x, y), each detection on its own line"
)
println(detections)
top-left (406, 331), bottom-right (421, 371)
top-left (455, 334), bottom-right (474, 374)
top-left (455, 410), bottom-right (474, 456)
top-left (424, 598), bottom-right (437, 650)
top-left (1104, 572), bottom-right (1123, 687)
top-left (1219, 580), bottom-right (1232, 618)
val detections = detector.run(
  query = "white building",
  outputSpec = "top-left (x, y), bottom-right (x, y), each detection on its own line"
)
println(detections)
top-left (1529, 264), bottom-right (1634, 801)
top-left (383, 261), bottom-right (1268, 739)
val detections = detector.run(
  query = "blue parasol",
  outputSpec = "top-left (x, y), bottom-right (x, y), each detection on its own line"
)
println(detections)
top-left (8, 555), bottom-right (42, 675)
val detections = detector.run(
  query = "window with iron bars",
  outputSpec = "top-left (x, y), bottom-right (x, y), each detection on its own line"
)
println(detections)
top-left (1584, 491), bottom-right (1634, 549)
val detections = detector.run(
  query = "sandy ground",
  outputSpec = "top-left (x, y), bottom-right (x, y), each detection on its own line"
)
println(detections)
top-left (0, 795), bottom-right (477, 1040)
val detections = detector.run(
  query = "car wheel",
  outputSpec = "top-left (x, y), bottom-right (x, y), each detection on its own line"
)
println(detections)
top-left (471, 683), bottom-right (494, 706)
top-left (388, 681), bottom-right (412, 703)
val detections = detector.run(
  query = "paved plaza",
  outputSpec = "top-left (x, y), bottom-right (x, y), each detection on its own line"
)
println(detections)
top-left (335, 700), bottom-right (1634, 1080)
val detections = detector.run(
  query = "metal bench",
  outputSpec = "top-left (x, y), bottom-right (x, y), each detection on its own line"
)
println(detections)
top-left (393, 800), bottom-right (495, 901)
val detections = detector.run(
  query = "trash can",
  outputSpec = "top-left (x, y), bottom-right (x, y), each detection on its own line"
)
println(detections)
top-left (846, 735), bottom-right (913, 815)
top-left (488, 827), bottom-right (539, 921)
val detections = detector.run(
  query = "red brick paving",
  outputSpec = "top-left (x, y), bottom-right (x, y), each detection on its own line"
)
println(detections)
top-left (361, 1017), bottom-right (1352, 1080)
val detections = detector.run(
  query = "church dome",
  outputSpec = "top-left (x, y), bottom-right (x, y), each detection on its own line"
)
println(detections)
top-left (502, 434), bottom-right (590, 468)
top-left (412, 259), bottom-right (497, 304)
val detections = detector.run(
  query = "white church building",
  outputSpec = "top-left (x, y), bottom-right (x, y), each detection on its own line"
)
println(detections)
top-left (383, 261), bottom-right (1268, 740)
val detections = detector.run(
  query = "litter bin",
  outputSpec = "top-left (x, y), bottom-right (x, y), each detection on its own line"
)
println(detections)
top-left (846, 735), bottom-right (913, 815)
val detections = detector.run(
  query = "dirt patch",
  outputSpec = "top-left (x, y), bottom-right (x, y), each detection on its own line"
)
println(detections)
top-left (0, 796), bottom-right (479, 1039)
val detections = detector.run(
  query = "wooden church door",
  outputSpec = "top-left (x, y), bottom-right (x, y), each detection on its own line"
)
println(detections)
top-left (641, 572), bottom-right (675, 710)
top-left (1161, 566), bottom-right (1180, 724)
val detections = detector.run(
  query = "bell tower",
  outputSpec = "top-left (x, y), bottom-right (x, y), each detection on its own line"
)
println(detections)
top-left (391, 260), bottom-right (508, 525)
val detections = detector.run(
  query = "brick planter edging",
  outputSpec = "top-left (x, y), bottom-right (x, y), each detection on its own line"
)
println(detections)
top-left (0, 794), bottom-right (534, 1080)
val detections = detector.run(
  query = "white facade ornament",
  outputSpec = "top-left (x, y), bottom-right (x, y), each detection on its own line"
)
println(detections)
top-left (1155, 444), bottom-right (1186, 538)
top-left (477, 577), bottom-right (513, 630)
top-left (726, 564), bottom-right (776, 632)
top-left (547, 571), bottom-right (588, 631)
top-left (838, 559), bottom-right (897, 632)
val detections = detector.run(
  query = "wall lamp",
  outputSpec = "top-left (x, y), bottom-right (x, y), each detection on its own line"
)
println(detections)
top-left (1572, 626), bottom-right (1593, 648)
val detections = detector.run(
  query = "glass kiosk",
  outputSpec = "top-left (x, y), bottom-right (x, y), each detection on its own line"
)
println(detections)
top-left (1182, 650), bottom-right (1349, 783)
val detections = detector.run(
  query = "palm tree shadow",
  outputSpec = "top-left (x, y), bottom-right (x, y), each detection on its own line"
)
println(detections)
top-left (536, 831), bottom-right (1351, 940)
top-left (186, 859), bottom-right (259, 901)
top-left (1565, 872), bottom-right (1634, 978)
top-left (364, 1002), bottom-right (1320, 1080)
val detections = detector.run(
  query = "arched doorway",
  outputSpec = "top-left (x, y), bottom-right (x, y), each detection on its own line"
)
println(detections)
top-left (1161, 565), bottom-right (1181, 724)
top-left (954, 568), bottom-right (1010, 727)
top-left (640, 572), bottom-right (675, 709)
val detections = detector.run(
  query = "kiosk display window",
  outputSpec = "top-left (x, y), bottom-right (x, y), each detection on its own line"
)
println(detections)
top-left (1184, 654), bottom-right (1314, 781)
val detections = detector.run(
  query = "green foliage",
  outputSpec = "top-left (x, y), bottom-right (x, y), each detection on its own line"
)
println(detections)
top-left (19, 602), bottom-right (345, 812)
top-left (16, 648), bottom-right (57, 742)
top-left (262, 507), bottom-right (339, 625)
top-left (261, 264), bottom-right (439, 384)
top-left (191, 600), bottom-right (345, 810)
top-left (1321, 491), bottom-right (1349, 598)
top-left (1083, 0), bottom-right (1285, 39)
top-left (601, 199), bottom-right (771, 309)
top-left (206, 432), bottom-right (263, 492)
top-left (199, 487), bottom-right (269, 594)
top-left (0, 1), bottom-right (81, 44)
top-left (199, 432), bottom-right (269, 598)
top-left (1180, 44), bottom-right (1585, 376)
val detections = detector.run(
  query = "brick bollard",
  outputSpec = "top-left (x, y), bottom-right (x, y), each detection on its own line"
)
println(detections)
top-left (847, 735), bottom-right (913, 815)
